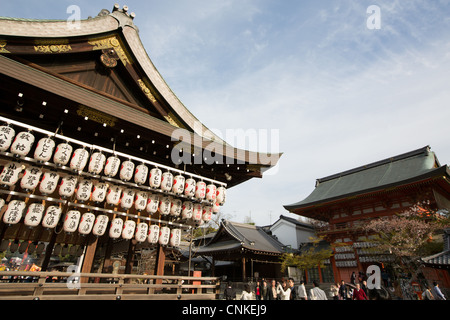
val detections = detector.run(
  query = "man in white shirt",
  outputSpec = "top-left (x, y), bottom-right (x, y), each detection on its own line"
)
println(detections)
top-left (309, 280), bottom-right (328, 300)
top-left (297, 280), bottom-right (307, 300)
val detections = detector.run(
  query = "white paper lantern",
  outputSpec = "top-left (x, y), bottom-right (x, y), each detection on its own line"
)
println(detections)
top-left (172, 174), bottom-right (185, 195)
top-left (109, 217), bottom-right (123, 239)
top-left (195, 181), bottom-right (206, 200)
top-left (0, 125), bottom-right (15, 151)
top-left (24, 203), bottom-right (45, 227)
top-left (216, 186), bottom-right (226, 205)
top-left (146, 194), bottom-right (160, 214)
top-left (88, 152), bottom-right (106, 175)
top-left (206, 184), bottom-right (217, 202)
top-left (63, 210), bottom-right (81, 233)
top-left (212, 201), bottom-right (220, 213)
top-left (78, 212), bottom-right (95, 235)
top-left (104, 155), bottom-right (121, 177)
top-left (170, 228), bottom-right (181, 247)
top-left (134, 191), bottom-right (148, 211)
top-left (161, 171), bottom-right (173, 192)
top-left (10, 131), bottom-right (35, 156)
top-left (34, 137), bottom-right (55, 162)
top-left (20, 166), bottom-right (42, 191)
top-left (202, 205), bottom-right (213, 222)
top-left (149, 168), bottom-right (162, 188)
top-left (148, 224), bottom-right (160, 244)
top-left (92, 214), bottom-right (109, 237)
top-left (0, 161), bottom-right (23, 186)
top-left (106, 185), bottom-right (122, 206)
top-left (39, 171), bottom-right (60, 195)
top-left (192, 203), bottom-right (203, 222)
top-left (58, 175), bottom-right (78, 198)
top-left (181, 201), bottom-right (193, 219)
top-left (159, 196), bottom-right (171, 215)
top-left (120, 188), bottom-right (135, 210)
top-left (70, 148), bottom-right (89, 171)
top-left (92, 181), bottom-right (108, 203)
top-left (122, 220), bottom-right (136, 240)
top-left (53, 142), bottom-right (73, 166)
top-left (76, 179), bottom-right (93, 202)
top-left (170, 198), bottom-right (182, 217)
top-left (119, 160), bottom-right (135, 181)
top-left (134, 163), bottom-right (148, 185)
top-left (159, 226), bottom-right (170, 245)
top-left (184, 178), bottom-right (196, 197)
top-left (135, 222), bottom-right (148, 243)
top-left (42, 205), bottom-right (62, 229)
top-left (3, 200), bottom-right (26, 225)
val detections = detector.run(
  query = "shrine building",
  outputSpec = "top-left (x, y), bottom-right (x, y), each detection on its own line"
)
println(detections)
top-left (284, 146), bottom-right (450, 283)
top-left (0, 5), bottom-right (281, 278)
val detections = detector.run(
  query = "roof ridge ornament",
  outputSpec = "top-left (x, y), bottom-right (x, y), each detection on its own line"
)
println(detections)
top-left (110, 3), bottom-right (138, 31)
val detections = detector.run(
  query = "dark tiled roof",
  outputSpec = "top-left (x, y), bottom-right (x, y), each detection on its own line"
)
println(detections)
top-left (422, 250), bottom-right (450, 267)
top-left (284, 146), bottom-right (449, 211)
top-left (196, 220), bottom-right (285, 255)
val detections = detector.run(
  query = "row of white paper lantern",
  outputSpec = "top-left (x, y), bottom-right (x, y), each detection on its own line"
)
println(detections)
top-left (0, 162), bottom-right (220, 219)
top-left (0, 160), bottom-right (226, 207)
top-left (0, 199), bottom-right (182, 246)
top-left (0, 125), bottom-right (226, 204)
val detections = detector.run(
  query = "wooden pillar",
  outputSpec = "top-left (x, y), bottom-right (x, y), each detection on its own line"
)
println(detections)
top-left (155, 244), bottom-right (165, 277)
top-left (318, 264), bottom-right (323, 283)
top-left (80, 235), bottom-right (98, 283)
top-left (331, 255), bottom-right (340, 282)
top-left (242, 257), bottom-right (246, 282)
top-left (41, 231), bottom-right (57, 271)
top-left (124, 240), bottom-right (136, 276)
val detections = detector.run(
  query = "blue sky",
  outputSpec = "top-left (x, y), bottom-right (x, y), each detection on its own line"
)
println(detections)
top-left (2, 1), bottom-right (450, 226)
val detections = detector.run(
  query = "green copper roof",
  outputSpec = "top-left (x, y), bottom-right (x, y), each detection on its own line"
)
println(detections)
top-left (284, 146), bottom-right (449, 211)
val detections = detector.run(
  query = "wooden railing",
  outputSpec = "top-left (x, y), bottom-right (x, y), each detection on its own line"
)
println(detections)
top-left (0, 271), bottom-right (220, 300)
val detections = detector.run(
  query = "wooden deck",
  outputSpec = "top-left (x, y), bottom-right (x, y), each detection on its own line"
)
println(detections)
top-left (0, 271), bottom-right (220, 300)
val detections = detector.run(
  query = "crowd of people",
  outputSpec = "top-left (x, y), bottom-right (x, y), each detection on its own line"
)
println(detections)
top-left (223, 274), bottom-right (447, 301)
top-left (224, 278), bottom-right (362, 300)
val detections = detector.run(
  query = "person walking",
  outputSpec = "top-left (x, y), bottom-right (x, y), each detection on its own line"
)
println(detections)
top-left (224, 281), bottom-right (236, 300)
top-left (268, 279), bottom-right (278, 300)
top-left (352, 283), bottom-right (368, 300)
top-left (329, 283), bottom-right (339, 300)
top-left (261, 279), bottom-right (269, 300)
top-left (297, 280), bottom-right (307, 300)
top-left (277, 280), bottom-right (291, 300)
top-left (309, 280), bottom-right (327, 300)
top-left (338, 280), bottom-right (348, 300)
top-left (350, 272), bottom-right (356, 285)
top-left (422, 286), bottom-right (434, 300)
top-left (240, 284), bottom-right (253, 300)
top-left (289, 278), bottom-right (297, 300)
top-left (432, 282), bottom-right (446, 300)
top-left (255, 280), bottom-right (261, 300)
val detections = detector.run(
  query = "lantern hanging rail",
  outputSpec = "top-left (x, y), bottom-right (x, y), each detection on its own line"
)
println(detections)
top-left (0, 116), bottom-right (227, 187)
top-left (0, 150), bottom-right (220, 206)
top-left (0, 189), bottom-right (193, 230)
